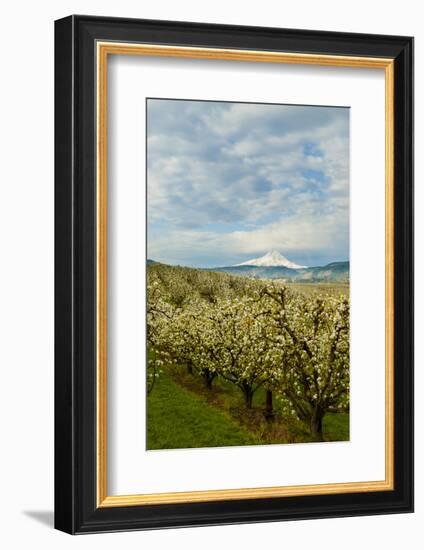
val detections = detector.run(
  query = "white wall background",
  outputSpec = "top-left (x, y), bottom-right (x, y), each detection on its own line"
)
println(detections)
top-left (0, 0), bottom-right (420, 547)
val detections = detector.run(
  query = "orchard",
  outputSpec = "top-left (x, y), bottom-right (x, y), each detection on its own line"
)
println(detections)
top-left (147, 263), bottom-right (349, 443)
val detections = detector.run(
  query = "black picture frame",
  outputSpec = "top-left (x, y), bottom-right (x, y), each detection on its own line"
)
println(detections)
top-left (55, 14), bottom-right (414, 534)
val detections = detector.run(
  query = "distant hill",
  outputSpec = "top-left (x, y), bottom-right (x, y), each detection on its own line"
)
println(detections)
top-left (204, 261), bottom-right (349, 283)
top-left (147, 258), bottom-right (349, 283)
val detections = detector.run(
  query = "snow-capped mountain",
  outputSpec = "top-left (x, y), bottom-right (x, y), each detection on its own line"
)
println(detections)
top-left (234, 250), bottom-right (306, 269)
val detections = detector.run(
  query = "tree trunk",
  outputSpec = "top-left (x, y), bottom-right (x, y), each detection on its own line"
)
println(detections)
top-left (243, 385), bottom-right (253, 409)
top-left (310, 406), bottom-right (324, 441)
top-left (187, 361), bottom-right (193, 375)
top-left (240, 381), bottom-right (254, 408)
top-left (264, 390), bottom-right (275, 422)
top-left (204, 370), bottom-right (214, 390)
top-left (245, 391), bottom-right (253, 408)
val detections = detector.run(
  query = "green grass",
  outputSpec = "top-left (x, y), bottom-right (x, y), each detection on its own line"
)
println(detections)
top-left (173, 368), bottom-right (348, 442)
top-left (323, 412), bottom-right (349, 441)
top-left (147, 368), bottom-right (349, 449)
top-left (147, 371), bottom-right (259, 450)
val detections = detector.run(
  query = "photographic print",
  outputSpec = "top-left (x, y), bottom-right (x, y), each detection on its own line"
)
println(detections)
top-left (146, 98), bottom-right (350, 450)
top-left (55, 18), bottom-right (413, 532)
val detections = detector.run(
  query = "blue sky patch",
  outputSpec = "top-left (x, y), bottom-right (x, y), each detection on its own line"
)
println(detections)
top-left (147, 100), bottom-right (349, 268)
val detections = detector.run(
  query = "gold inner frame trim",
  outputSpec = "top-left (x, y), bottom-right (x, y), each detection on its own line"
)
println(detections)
top-left (96, 41), bottom-right (395, 508)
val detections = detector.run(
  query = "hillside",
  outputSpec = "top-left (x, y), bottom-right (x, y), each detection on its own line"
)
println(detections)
top-left (204, 261), bottom-right (349, 283)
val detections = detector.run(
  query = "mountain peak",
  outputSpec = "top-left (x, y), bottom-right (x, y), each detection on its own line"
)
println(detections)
top-left (234, 251), bottom-right (306, 269)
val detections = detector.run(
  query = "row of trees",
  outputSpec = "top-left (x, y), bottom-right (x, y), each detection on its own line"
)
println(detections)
top-left (147, 264), bottom-right (349, 441)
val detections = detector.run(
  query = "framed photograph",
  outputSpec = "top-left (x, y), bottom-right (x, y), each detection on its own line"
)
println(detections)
top-left (54, 15), bottom-right (413, 534)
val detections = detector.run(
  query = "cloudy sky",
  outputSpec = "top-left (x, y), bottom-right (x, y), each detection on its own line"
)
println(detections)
top-left (147, 99), bottom-right (349, 268)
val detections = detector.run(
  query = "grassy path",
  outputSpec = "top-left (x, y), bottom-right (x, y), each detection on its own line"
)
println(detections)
top-left (147, 368), bottom-right (349, 449)
top-left (147, 371), bottom-right (259, 450)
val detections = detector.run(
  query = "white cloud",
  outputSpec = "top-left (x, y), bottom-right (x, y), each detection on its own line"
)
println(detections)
top-left (147, 99), bottom-right (349, 267)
